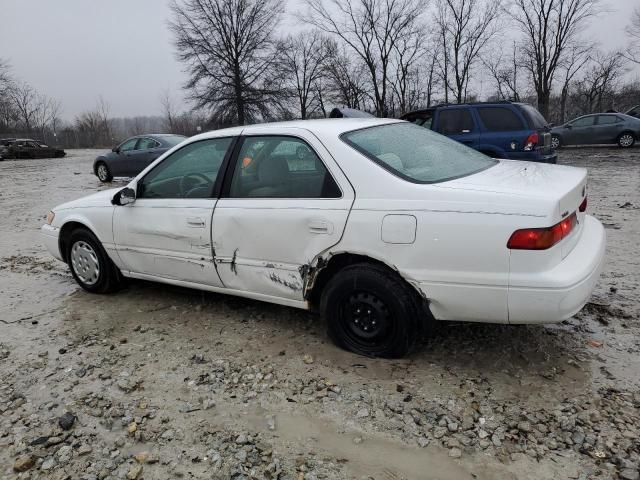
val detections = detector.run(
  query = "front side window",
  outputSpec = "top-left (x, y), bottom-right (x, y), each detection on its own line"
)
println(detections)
top-left (139, 138), bottom-right (232, 199)
top-left (570, 116), bottom-right (595, 127)
top-left (436, 109), bottom-right (475, 135)
top-left (477, 107), bottom-right (525, 131)
top-left (119, 138), bottom-right (138, 152)
top-left (342, 123), bottom-right (497, 184)
top-left (137, 137), bottom-right (159, 150)
top-left (228, 136), bottom-right (341, 198)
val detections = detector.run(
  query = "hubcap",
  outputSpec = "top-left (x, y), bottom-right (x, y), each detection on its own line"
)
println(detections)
top-left (70, 240), bottom-right (100, 285)
top-left (551, 137), bottom-right (560, 149)
top-left (620, 135), bottom-right (634, 147)
top-left (97, 165), bottom-right (108, 180)
top-left (344, 292), bottom-right (389, 341)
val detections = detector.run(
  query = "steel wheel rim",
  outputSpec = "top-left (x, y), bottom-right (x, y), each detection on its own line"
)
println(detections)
top-left (97, 164), bottom-right (108, 180)
top-left (551, 137), bottom-right (560, 149)
top-left (340, 291), bottom-right (391, 347)
top-left (70, 240), bottom-right (100, 285)
top-left (620, 134), bottom-right (634, 147)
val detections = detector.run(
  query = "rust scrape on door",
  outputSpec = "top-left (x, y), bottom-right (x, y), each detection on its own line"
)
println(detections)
top-left (267, 272), bottom-right (302, 292)
top-left (300, 255), bottom-right (328, 300)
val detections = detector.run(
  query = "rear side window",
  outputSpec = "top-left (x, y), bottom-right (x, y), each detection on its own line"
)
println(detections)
top-left (597, 115), bottom-right (621, 125)
top-left (518, 104), bottom-right (548, 128)
top-left (342, 123), bottom-right (496, 184)
top-left (477, 107), bottom-right (525, 131)
top-left (571, 116), bottom-right (595, 127)
top-left (436, 109), bottom-right (475, 135)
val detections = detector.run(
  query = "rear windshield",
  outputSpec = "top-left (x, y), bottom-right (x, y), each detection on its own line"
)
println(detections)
top-left (341, 123), bottom-right (497, 184)
top-left (518, 104), bottom-right (548, 129)
top-left (161, 135), bottom-right (187, 146)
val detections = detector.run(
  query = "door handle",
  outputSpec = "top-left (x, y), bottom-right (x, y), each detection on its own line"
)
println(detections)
top-left (308, 220), bottom-right (333, 234)
top-left (187, 217), bottom-right (205, 228)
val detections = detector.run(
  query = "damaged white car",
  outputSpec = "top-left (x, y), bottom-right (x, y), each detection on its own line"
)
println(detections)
top-left (42, 119), bottom-right (606, 358)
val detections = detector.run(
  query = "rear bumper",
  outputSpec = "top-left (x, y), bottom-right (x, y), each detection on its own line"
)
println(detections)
top-left (508, 215), bottom-right (606, 324)
top-left (41, 224), bottom-right (63, 262)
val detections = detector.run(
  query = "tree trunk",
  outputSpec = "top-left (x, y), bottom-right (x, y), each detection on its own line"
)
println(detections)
top-left (560, 85), bottom-right (568, 124)
top-left (537, 89), bottom-right (550, 120)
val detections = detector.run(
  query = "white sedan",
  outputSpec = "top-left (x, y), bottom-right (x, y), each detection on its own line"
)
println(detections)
top-left (42, 118), bottom-right (606, 358)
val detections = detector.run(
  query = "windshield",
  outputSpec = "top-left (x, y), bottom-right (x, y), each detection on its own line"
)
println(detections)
top-left (161, 135), bottom-right (187, 147)
top-left (341, 123), bottom-right (497, 184)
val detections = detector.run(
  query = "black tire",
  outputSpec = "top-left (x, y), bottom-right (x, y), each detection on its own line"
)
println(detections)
top-left (320, 263), bottom-right (430, 358)
top-left (95, 162), bottom-right (113, 182)
top-left (67, 228), bottom-right (122, 293)
top-left (551, 135), bottom-right (561, 150)
top-left (617, 132), bottom-right (635, 148)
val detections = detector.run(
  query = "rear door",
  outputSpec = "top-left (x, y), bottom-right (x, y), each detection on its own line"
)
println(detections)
top-left (594, 115), bottom-right (624, 144)
top-left (434, 108), bottom-right (479, 148)
top-left (211, 127), bottom-right (354, 302)
top-left (113, 137), bottom-right (236, 286)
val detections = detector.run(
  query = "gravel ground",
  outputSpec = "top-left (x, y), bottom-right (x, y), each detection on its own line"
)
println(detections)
top-left (0, 147), bottom-right (638, 480)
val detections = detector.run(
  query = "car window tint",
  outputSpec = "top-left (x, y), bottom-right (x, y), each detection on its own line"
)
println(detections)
top-left (119, 138), bottom-right (138, 152)
top-left (137, 138), bottom-right (159, 150)
top-left (597, 115), bottom-right (620, 125)
top-left (570, 116), bottom-right (595, 127)
top-left (229, 136), bottom-right (341, 198)
top-left (161, 135), bottom-right (187, 147)
top-left (477, 107), bottom-right (524, 131)
top-left (139, 138), bottom-right (232, 199)
top-left (436, 109), bottom-right (475, 135)
top-left (342, 123), bottom-right (497, 184)
top-left (518, 104), bottom-right (548, 128)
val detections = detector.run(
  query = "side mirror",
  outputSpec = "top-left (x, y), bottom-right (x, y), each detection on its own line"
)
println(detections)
top-left (112, 187), bottom-right (136, 206)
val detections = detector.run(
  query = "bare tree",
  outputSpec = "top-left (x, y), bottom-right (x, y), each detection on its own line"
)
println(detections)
top-left (390, 33), bottom-right (425, 114)
top-left (436, 0), bottom-right (501, 103)
top-left (510, 0), bottom-right (600, 118)
top-left (74, 110), bottom-right (104, 147)
top-left (574, 51), bottom-right (626, 113)
top-left (10, 82), bottom-right (40, 132)
top-left (304, 0), bottom-right (424, 117)
top-left (324, 48), bottom-right (369, 111)
top-left (160, 89), bottom-right (178, 131)
top-left (96, 96), bottom-right (113, 144)
top-left (558, 43), bottom-right (590, 123)
top-left (169, 0), bottom-right (285, 126)
top-left (484, 41), bottom-right (522, 101)
top-left (280, 30), bottom-right (333, 119)
top-left (624, 6), bottom-right (640, 64)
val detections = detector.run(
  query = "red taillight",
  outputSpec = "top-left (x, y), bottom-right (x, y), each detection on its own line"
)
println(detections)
top-left (579, 196), bottom-right (587, 212)
top-left (507, 213), bottom-right (577, 250)
top-left (523, 132), bottom-right (539, 151)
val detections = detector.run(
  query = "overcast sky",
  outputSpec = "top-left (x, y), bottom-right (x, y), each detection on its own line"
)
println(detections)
top-left (0, 0), bottom-right (636, 120)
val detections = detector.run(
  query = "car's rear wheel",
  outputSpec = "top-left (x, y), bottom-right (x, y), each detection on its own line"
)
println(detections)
top-left (617, 132), bottom-right (635, 148)
top-left (96, 162), bottom-right (113, 182)
top-left (320, 263), bottom-right (428, 358)
top-left (551, 135), bottom-right (561, 149)
top-left (67, 228), bottom-right (122, 293)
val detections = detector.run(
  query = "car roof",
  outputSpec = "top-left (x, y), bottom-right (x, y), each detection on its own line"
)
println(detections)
top-left (191, 118), bottom-right (402, 141)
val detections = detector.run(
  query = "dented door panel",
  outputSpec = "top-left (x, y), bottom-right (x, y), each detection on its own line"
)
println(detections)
top-left (113, 198), bottom-right (223, 286)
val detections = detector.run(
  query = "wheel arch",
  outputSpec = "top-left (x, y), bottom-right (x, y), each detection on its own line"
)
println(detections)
top-left (304, 251), bottom-right (428, 309)
top-left (58, 220), bottom-right (101, 263)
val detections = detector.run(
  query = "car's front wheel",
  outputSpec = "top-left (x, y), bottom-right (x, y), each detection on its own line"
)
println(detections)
top-left (67, 228), bottom-right (122, 293)
top-left (551, 135), bottom-right (561, 149)
top-left (320, 263), bottom-right (428, 358)
top-left (617, 132), bottom-right (635, 148)
top-left (96, 162), bottom-right (113, 182)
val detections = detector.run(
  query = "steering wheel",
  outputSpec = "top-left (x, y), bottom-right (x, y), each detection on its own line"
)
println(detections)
top-left (179, 173), bottom-right (213, 197)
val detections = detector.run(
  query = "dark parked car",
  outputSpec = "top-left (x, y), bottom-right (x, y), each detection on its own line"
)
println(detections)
top-left (551, 113), bottom-right (640, 149)
top-left (401, 101), bottom-right (557, 163)
top-left (93, 134), bottom-right (186, 182)
top-left (0, 139), bottom-right (65, 159)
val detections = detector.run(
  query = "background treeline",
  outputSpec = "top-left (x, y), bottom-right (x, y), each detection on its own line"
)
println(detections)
top-left (1, 0), bottom-right (640, 148)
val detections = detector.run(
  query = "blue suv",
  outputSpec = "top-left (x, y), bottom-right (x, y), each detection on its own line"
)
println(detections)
top-left (401, 102), bottom-right (557, 164)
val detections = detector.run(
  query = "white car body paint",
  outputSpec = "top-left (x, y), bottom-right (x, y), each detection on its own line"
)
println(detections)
top-left (41, 118), bottom-right (606, 324)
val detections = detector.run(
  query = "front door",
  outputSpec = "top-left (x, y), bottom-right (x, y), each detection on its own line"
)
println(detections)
top-left (565, 116), bottom-right (596, 145)
top-left (111, 137), bottom-right (140, 176)
top-left (113, 137), bottom-right (235, 286)
top-left (212, 129), bottom-right (354, 302)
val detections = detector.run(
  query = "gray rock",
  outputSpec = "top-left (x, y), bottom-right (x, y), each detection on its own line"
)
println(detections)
top-left (58, 412), bottom-right (76, 430)
top-left (619, 469), bottom-right (639, 480)
top-left (449, 447), bottom-right (462, 458)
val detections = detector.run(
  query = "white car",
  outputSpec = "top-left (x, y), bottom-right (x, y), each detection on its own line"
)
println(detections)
top-left (41, 118), bottom-right (606, 358)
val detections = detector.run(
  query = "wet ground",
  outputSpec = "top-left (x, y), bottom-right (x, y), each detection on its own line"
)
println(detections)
top-left (0, 147), bottom-right (639, 480)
